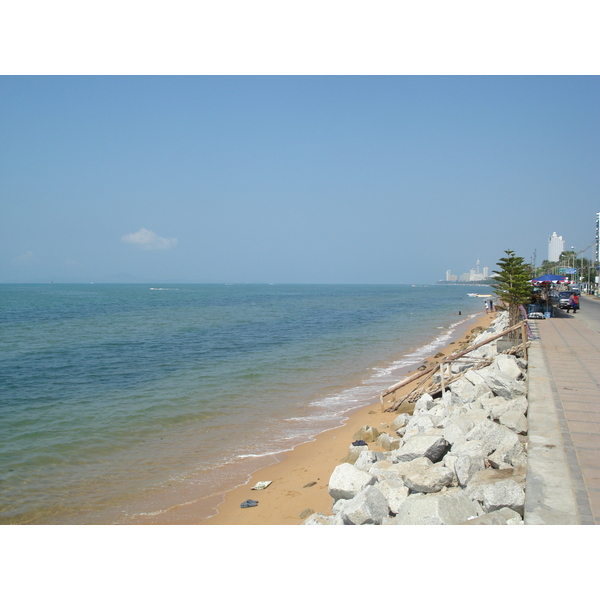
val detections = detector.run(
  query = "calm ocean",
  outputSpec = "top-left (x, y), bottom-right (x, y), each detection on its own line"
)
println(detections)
top-left (0, 283), bottom-right (488, 524)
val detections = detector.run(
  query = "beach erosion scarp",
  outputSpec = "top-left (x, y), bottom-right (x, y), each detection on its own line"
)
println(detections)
top-left (202, 310), bottom-right (516, 525)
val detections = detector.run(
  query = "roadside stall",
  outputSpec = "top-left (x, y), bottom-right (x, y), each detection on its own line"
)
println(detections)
top-left (529, 274), bottom-right (568, 318)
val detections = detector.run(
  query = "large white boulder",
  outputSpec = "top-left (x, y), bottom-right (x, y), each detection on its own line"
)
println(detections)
top-left (392, 433), bottom-right (450, 463)
top-left (390, 491), bottom-right (481, 525)
top-left (465, 469), bottom-right (526, 515)
top-left (490, 396), bottom-right (528, 420)
top-left (401, 462), bottom-right (455, 493)
top-left (328, 463), bottom-right (377, 501)
top-left (402, 415), bottom-right (438, 440)
top-left (461, 507), bottom-right (523, 525)
top-left (353, 425), bottom-right (380, 443)
top-left (465, 419), bottom-right (520, 452)
top-left (391, 413), bottom-right (411, 430)
top-left (376, 432), bottom-right (401, 451)
top-left (414, 393), bottom-right (435, 413)
top-left (499, 410), bottom-right (528, 435)
top-left (302, 513), bottom-right (344, 525)
top-left (493, 354), bottom-right (524, 380)
top-left (338, 486), bottom-right (389, 525)
top-left (374, 479), bottom-right (410, 514)
top-left (354, 450), bottom-right (386, 472)
top-left (483, 369), bottom-right (526, 400)
top-left (444, 440), bottom-right (488, 487)
top-left (440, 409), bottom-right (492, 446)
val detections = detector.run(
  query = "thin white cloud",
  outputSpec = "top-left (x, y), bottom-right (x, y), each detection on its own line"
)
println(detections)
top-left (121, 228), bottom-right (178, 251)
top-left (14, 250), bottom-right (34, 265)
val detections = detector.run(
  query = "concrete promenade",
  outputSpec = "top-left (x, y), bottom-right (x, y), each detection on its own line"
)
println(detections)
top-left (525, 295), bottom-right (600, 525)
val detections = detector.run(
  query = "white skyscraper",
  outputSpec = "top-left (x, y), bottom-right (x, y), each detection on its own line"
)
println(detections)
top-left (595, 213), bottom-right (600, 262)
top-left (548, 232), bottom-right (565, 262)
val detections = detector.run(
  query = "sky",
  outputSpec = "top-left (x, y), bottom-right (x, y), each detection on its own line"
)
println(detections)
top-left (1, 75), bottom-right (599, 284)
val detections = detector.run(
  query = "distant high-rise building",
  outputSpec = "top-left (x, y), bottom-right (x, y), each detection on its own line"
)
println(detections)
top-left (548, 232), bottom-right (565, 262)
top-left (596, 213), bottom-right (600, 262)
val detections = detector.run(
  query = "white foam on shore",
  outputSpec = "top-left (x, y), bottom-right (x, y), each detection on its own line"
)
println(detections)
top-left (127, 309), bottom-right (486, 522)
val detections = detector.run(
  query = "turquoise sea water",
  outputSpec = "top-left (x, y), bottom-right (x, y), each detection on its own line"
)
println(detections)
top-left (0, 283), bottom-right (487, 524)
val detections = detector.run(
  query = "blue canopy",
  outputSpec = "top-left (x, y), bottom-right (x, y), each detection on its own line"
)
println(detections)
top-left (531, 273), bottom-right (568, 284)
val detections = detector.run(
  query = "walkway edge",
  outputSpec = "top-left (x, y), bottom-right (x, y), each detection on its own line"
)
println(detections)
top-left (524, 336), bottom-right (579, 524)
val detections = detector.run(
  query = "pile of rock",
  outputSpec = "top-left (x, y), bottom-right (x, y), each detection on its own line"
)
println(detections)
top-left (303, 314), bottom-right (529, 525)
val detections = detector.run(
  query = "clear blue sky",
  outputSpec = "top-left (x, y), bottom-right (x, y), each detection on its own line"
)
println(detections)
top-left (1, 76), bottom-right (599, 284)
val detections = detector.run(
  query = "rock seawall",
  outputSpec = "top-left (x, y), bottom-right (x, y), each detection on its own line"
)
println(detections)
top-left (304, 312), bottom-right (529, 525)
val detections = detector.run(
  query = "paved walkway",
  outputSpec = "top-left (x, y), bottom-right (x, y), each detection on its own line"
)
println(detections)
top-left (526, 297), bottom-right (600, 525)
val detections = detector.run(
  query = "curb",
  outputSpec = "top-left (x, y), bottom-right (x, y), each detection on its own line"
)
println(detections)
top-left (523, 328), bottom-right (579, 524)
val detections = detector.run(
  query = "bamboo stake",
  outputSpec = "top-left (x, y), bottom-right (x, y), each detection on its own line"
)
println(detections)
top-left (521, 322), bottom-right (528, 362)
top-left (381, 321), bottom-right (524, 399)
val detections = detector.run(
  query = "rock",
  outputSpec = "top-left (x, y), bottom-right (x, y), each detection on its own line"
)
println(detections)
top-left (445, 440), bottom-right (488, 487)
top-left (354, 450), bottom-right (386, 472)
top-left (401, 462), bottom-right (455, 493)
top-left (493, 354), bottom-right (524, 379)
top-left (402, 415), bottom-right (438, 440)
top-left (465, 469), bottom-right (526, 514)
top-left (481, 479), bottom-right (526, 515)
top-left (465, 419), bottom-right (520, 452)
top-left (462, 507), bottom-right (523, 525)
top-left (483, 369), bottom-right (526, 400)
top-left (370, 456), bottom-right (432, 481)
top-left (449, 377), bottom-right (478, 405)
top-left (302, 513), bottom-right (343, 525)
top-left (440, 410), bottom-right (492, 446)
top-left (414, 393), bottom-right (435, 413)
top-left (391, 413), bottom-right (411, 430)
top-left (374, 479), bottom-right (410, 514)
top-left (491, 396), bottom-right (528, 420)
top-left (338, 486), bottom-right (389, 525)
top-left (353, 425), bottom-right (380, 443)
top-left (487, 442), bottom-right (527, 469)
top-left (376, 433), bottom-right (401, 451)
top-left (328, 463), bottom-right (377, 501)
top-left (499, 410), bottom-right (528, 435)
top-left (343, 443), bottom-right (370, 465)
top-left (391, 491), bottom-right (481, 525)
top-left (392, 434), bottom-right (450, 463)
top-left (299, 508), bottom-right (315, 519)
top-left (332, 498), bottom-right (351, 514)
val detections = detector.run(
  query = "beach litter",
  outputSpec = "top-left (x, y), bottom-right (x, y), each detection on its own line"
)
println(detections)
top-left (251, 481), bottom-right (272, 490)
top-left (241, 500), bottom-right (259, 508)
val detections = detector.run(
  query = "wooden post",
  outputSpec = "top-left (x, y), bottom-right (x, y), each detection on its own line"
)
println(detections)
top-left (439, 360), bottom-right (445, 396)
top-left (521, 321), bottom-right (528, 361)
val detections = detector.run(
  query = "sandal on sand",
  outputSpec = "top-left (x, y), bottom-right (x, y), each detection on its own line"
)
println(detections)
top-left (240, 499), bottom-right (259, 508)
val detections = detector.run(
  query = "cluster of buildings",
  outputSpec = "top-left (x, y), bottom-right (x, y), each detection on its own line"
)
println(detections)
top-left (445, 260), bottom-right (490, 282)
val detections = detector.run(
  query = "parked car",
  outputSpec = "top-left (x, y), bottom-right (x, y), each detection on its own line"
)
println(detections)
top-left (558, 291), bottom-right (573, 309)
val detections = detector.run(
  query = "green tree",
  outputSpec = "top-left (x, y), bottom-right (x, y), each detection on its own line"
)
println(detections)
top-left (492, 250), bottom-right (532, 328)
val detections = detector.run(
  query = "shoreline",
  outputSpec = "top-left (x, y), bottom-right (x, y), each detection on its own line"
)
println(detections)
top-left (193, 309), bottom-right (496, 525)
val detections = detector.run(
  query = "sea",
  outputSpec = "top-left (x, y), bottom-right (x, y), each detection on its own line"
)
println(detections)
top-left (0, 283), bottom-right (490, 524)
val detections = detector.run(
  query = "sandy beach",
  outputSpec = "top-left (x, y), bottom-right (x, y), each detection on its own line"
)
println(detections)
top-left (199, 310), bottom-right (496, 525)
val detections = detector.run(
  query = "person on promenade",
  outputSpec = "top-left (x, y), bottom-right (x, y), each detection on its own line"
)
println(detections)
top-left (570, 293), bottom-right (579, 314)
top-left (566, 293), bottom-right (579, 313)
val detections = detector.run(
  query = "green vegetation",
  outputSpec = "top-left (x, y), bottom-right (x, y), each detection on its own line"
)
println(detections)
top-left (492, 250), bottom-right (532, 328)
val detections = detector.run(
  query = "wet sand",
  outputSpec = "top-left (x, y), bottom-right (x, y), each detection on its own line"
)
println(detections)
top-left (199, 310), bottom-right (496, 525)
